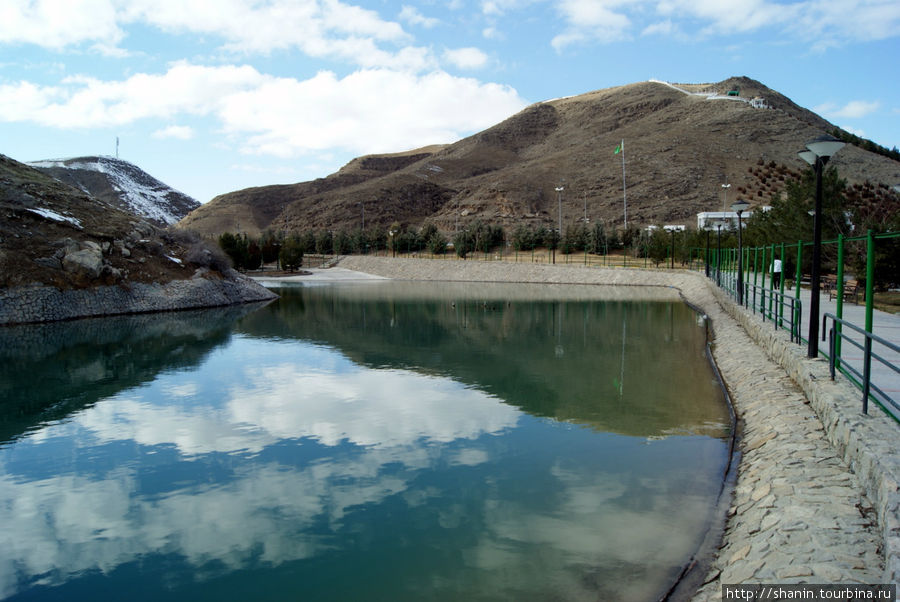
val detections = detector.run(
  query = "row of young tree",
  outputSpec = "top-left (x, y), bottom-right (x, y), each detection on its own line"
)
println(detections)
top-left (216, 166), bottom-right (898, 287)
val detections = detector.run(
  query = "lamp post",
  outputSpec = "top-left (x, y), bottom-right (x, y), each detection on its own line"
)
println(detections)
top-left (731, 199), bottom-right (750, 305)
top-left (555, 182), bottom-right (565, 264)
top-left (705, 228), bottom-right (711, 277)
top-left (670, 228), bottom-right (675, 269)
top-left (716, 224), bottom-right (722, 286)
top-left (798, 134), bottom-right (845, 358)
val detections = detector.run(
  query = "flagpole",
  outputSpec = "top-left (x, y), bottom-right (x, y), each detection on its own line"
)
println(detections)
top-left (621, 139), bottom-right (627, 229)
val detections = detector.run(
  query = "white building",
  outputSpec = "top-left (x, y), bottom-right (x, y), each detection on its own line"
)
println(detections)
top-left (697, 211), bottom-right (753, 230)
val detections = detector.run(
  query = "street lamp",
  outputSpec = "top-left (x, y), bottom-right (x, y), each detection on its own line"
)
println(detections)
top-left (731, 199), bottom-right (750, 305)
top-left (669, 228), bottom-right (675, 269)
top-left (716, 224), bottom-right (722, 286)
top-left (798, 134), bottom-right (845, 358)
top-left (555, 182), bottom-right (565, 264)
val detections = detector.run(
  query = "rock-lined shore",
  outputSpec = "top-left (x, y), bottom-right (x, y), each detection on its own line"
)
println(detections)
top-left (0, 270), bottom-right (276, 325)
top-left (333, 256), bottom-right (894, 597)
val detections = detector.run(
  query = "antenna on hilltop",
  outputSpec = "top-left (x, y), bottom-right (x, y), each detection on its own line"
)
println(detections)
top-left (116, 136), bottom-right (119, 159)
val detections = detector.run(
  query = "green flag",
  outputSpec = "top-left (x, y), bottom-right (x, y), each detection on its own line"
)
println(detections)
top-left (614, 141), bottom-right (623, 154)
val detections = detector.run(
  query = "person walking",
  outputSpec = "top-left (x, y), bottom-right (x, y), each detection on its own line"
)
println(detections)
top-left (772, 258), bottom-right (783, 288)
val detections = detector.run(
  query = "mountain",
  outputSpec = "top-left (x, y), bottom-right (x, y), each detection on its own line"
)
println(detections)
top-left (179, 76), bottom-right (900, 238)
top-left (1, 153), bottom-right (221, 291)
top-left (29, 156), bottom-right (199, 226)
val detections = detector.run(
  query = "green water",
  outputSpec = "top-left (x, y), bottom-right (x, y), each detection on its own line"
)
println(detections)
top-left (0, 281), bottom-right (730, 601)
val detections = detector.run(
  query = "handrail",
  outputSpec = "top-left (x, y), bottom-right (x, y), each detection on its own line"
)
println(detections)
top-left (823, 312), bottom-right (900, 420)
top-left (741, 282), bottom-right (803, 343)
top-left (716, 271), bottom-right (802, 343)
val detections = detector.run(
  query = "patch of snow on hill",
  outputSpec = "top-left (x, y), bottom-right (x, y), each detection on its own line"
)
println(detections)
top-left (29, 157), bottom-right (197, 225)
top-left (26, 207), bottom-right (83, 229)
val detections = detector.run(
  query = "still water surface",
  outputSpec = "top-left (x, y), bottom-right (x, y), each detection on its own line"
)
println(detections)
top-left (0, 281), bottom-right (730, 601)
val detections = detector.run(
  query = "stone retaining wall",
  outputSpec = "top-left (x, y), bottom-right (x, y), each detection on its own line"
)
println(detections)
top-left (0, 271), bottom-right (277, 325)
top-left (710, 285), bottom-right (900, 585)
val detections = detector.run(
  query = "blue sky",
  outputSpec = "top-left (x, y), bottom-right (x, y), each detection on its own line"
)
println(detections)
top-left (1, 0), bottom-right (898, 204)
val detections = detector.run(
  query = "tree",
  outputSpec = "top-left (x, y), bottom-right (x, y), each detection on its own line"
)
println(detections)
top-left (745, 165), bottom-right (849, 274)
top-left (315, 230), bottom-right (333, 255)
top-left (218, 232), bottom-right (249, 270)
top-left (279, 236), bottom-right (304, 271)
top-left (426, 229), bottom-right (447, 255)
top-left (453, 228), bottom-right (475, 258)
top-left (646, 228), bottom-right (669, 266)
top-left (333, 230), bottom-right (353, 255)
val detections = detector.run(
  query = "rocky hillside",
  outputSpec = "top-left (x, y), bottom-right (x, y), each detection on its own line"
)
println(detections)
top-left (179, 76), bottom-right (900, 237)
top-left (30, 156), bottom-right (199, 226)
top-left (0, 153), bottom-right (250, 293)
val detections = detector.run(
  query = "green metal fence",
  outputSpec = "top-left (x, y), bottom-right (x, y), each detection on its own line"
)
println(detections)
top-left (695, 229), bottom-right (900, 421)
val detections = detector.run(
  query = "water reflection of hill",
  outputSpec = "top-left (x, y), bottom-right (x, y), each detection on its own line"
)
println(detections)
top-left (0, 304), bottom-right (264, 444)
top-left (238, 283), bottom-right (729, 439)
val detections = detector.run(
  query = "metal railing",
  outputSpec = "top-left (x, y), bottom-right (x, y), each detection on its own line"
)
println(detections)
top-left (823, 313), bottom-right (900, 420)
top-left (743, 282), bottom-right (803, 343)
top-left (715, 266), bottom-right (803, 344)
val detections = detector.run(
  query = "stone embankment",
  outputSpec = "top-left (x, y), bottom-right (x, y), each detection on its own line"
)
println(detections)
top-left (335, 256), bottom-right (897, 596)
top-left (0, 270), bottom-right (276, 325)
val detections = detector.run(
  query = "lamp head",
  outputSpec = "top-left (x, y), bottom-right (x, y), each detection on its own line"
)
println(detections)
top-left (731, 200), bottom-right (750, 214)
top-left (806, 134), bottom-right (846, 159)
top-left (798, 149), bottom-right (817, 165)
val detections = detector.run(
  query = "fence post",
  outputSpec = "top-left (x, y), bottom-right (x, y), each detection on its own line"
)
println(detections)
top-left (835, 234), bottom-right (845, 368)
top-left (760, 245), bottom-right (768, 314)
top-left (865, 229), bottom-right (875, 334)
top-left (863, 229), bottom-right (876, 414)
top-left (778, 242), bottom-right (786, 327)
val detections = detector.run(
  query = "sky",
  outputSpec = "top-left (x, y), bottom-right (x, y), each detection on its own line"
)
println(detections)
top-left (1, 0), bottom-right (898, 204)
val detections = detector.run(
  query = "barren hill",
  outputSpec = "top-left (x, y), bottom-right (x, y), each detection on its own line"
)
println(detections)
top-left (1, 154), bottom-right (224, 290)
top-left (179, 77), bottom-right (900, 238)
top-left (30, 156), bottom-right (200, 226)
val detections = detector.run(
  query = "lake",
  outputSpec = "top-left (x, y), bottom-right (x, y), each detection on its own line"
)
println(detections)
top-left (0, 281), bottom-right (731, 601)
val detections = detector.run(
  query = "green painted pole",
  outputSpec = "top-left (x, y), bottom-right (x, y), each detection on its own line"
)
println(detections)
top-left (760, 245), bottom-right (768, 313)
top-left (779, 242), bottom-right (786, 327)
top-left (865, 230), bottom-right (875, 334)
top-left (863, 230), bottom-right (876, 413)
top-left (795, 241), bottom-right (803, 341)
top-left (834, 234), bottom-right (845, 367)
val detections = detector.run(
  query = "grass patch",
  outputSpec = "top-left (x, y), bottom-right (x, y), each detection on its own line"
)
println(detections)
top-left (872, 291), bottom-right (900, 314)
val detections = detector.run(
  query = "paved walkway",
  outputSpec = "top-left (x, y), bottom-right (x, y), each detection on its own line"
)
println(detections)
top-left (732, 274), bottom-right (899, 415)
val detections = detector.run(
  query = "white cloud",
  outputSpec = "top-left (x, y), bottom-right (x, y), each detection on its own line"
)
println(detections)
top-left (815, 99), bottom-right (881, 119)
top-left (656, 0), bottom-right (793, 34)
top-left (0, 62), bottom-right (266, 128)
top-left (1, 0), bottom-right (424, 69)
top-left (840, 125), bottom-right (866, 138)
top-left (152, 125), bottom-right (194, 140)
top-left (792, 0), bottom-right (900, 46)
top-left (217, 68), bottom-right (527, 157)
top-left (443, 47), bottom-right (490, 69)
top-left (0, 62), bottom-right (527, 157)
top-left (642, 19), bottom-right (675, 36)
top-left (399, 5), bottom-right (439, 28)
top-left (0, 0), bottom-right (123, 49)
top-left (551, 0), bottom-right (633, 50)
